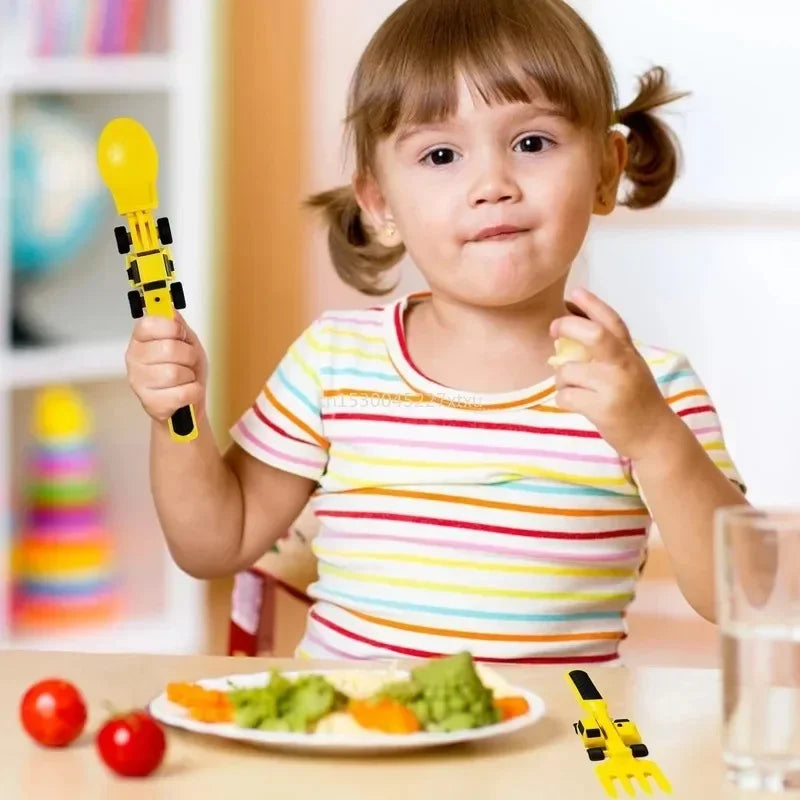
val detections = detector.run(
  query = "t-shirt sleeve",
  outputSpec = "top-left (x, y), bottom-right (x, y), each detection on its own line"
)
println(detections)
top-left (228, 319), bottom-right (328, 482)
top-left (637, 349), bottom-right (746, 494)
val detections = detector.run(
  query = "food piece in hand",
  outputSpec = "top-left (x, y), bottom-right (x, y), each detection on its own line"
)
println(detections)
top-left (20, 678), bottom-right (87, 747)
top-left (547, 337), bottom-right (590, 367)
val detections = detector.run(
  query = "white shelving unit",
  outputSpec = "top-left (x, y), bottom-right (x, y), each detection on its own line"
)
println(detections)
top-left (0, 0), bottom-right (218, 654)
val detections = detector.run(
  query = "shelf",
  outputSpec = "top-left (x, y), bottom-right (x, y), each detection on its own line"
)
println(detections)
top-left (3, 55), bottom-right (175, 93)
top-left (0, 0), bottom-right (215, 657)
top-left (4, 339), bottom-right (128, 388)
top-left (4, 613), bottom-right (202, 655)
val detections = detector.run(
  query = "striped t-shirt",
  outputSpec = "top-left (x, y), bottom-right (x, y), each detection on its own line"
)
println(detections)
top-left (229, 291), bottom-right (743, 666)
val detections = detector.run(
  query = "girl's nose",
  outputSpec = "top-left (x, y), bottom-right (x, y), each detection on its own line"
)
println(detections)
top-left (468, 156), bottom-right (522, 207)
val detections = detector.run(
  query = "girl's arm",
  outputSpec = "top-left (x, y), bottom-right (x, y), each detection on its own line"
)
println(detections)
top-left (151, 414), bottom-right (314, 579)
top-left (551, 287), bottom-right (749, 624)
top-left (629, 412), bottom-right (747, 623)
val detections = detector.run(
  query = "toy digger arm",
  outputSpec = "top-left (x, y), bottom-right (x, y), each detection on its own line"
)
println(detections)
top-left (566, 670), bottom-right (630, 758)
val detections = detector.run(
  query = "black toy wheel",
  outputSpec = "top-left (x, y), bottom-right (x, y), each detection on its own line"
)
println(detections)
top-left (115, 226), bottom-right (131, 254)
top-left (128, 290), bottom-right (144, 319)
top-left (170, 281), bottom-right (186, 309)
top-left (126, 260), bottom-right (140, 284)
top-left (157, 217), bottom-right (173, 245)
top-left (630, 744), bottom-right (649, 758)
top-left (587, 747), bottom-right (605, 762)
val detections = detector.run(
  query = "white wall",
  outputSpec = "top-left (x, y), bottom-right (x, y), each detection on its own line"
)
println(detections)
top-left (307, 0), bottom-right (416, 314)
top-left (578, 0), bottom-right (800, 505)
top-left (307, 0), bottom-right (800, 505)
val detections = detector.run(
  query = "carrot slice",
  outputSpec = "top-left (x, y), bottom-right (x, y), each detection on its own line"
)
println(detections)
top-left (167, 682), bottom-right (234, 720)
top-left (166, 682), bottom-right (194, 704)
top-left (348, 698), bottom-right (421, 734)
top-left (494, 696), bottom-right (529, 721)
top-left (189, 704), bottom-right (234, 723)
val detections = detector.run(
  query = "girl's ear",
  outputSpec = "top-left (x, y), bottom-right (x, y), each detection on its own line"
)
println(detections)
top-left (593, 130), bottom-right (628, 216)
top-left (353, 172), bottom-right (403, 247)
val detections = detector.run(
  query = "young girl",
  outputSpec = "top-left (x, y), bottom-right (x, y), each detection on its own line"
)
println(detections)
top-left (127, 0), bottom-right (747, 666)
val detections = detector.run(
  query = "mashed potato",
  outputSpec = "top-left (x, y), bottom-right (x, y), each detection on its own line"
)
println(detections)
top-left (474, 664), bottom-right (519, 699)
top-left (313, 667), bottom-right (407, 735)
top-left (321, 667), bottom-right (406, 700)
top-left (314, 711), bottom-right (376, 736)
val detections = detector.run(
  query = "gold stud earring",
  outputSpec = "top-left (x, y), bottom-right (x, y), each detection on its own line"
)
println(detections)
top-left (380, 220), bottom-right (401, 247)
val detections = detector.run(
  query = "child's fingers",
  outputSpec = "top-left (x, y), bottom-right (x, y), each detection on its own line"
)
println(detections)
top-left (554, 361), bottom-right (607, 391)
top-left (139, 383), bottom-right (204, 421)
top-left (134, 339), bottom-right (198, 368)
top-left (141, 363), bottom-right (197, 391)
top-left (568, 287), bottom-right (632, 343)
top-left (554, 385), bottom-right (599, 416)
top-left (172, 310), bottom-right (200, 346)
top-left (132, 315), bottom-right (184, 343)
top-left (551, 316), bottom-right (624, 363)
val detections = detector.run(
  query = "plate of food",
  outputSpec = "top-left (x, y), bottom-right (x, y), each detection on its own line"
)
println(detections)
top-left (148, 651), bottom-right (545, 753)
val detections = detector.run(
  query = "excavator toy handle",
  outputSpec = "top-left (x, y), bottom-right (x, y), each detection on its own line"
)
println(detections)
top-left (568, 670), bottom-right (603, 702)
top-left (97, 117), bottom-right (198, 443)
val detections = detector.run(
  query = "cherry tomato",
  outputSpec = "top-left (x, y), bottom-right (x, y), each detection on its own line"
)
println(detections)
top-left (95, 710), bottom-right (166, 777)
top-left (20, 678), bottom-right (87, 747)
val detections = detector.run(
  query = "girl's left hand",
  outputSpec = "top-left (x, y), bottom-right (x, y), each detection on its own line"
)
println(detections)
top-left (549, 287), bottom-right (679, 462)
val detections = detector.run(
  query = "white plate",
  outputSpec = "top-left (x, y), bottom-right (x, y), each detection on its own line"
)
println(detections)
top-left (148, 668), bottom-right (546, 754)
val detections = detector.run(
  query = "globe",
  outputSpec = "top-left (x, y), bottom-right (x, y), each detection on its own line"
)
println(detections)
top-left (12, 100), bottom-right (104, 277)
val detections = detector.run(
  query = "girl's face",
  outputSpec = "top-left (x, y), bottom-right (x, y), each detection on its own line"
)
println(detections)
top-left (357, 76), bottom-right (626, 308)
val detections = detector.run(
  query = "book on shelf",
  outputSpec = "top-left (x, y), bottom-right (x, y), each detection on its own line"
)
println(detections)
top-left (32, 0), bottom-right (167, 56)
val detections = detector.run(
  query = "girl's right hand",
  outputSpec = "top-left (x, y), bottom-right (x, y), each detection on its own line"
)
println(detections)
top-left (125, 312), bottom-right (208, 423)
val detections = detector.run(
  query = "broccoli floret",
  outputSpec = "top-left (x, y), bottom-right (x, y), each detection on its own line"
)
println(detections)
top-left (378, 679), bottom-right (422, 704)
top-left (229, 672), bottom-right (347, 732)
top-left (370, 652), bottom-right (500, 733)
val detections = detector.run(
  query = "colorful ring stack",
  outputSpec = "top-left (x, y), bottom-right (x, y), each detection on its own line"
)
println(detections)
top-left (11, 385), bottom-right (118, 633)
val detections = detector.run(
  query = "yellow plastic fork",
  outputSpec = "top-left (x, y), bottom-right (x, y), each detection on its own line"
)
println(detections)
top-left (565, 669), bottom-right (673, 798)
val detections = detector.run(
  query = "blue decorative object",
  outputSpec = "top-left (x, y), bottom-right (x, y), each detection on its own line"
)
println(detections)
top-left (12, 100), bottom-right (103, 277)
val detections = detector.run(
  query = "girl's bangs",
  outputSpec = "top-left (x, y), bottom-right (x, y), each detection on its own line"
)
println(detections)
top-left (347, 0), bottom-right (615, 163)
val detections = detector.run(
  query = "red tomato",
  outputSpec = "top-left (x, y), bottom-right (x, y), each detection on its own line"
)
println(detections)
top-left (96, 710), bottom-right (166, 777)
top-left (20, 678), bottom-right (87, 747)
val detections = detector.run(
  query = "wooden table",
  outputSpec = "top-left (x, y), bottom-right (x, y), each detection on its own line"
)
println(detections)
top-left (0, 650), bottom-right (796, 800)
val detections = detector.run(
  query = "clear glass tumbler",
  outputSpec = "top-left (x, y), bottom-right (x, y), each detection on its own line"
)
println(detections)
top-left (716, 506), bottom-right (800, 791)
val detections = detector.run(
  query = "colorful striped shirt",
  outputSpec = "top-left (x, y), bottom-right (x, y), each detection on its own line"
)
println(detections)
top-left (229, 291), bottom-right (743, 666)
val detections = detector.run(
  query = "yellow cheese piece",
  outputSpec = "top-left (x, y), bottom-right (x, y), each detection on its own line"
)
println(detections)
top-left (547, 337), bottom-right (590, 367)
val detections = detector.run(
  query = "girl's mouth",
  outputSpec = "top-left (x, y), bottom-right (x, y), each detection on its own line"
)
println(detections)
top-left (471, 225), bottom-right (529, 242)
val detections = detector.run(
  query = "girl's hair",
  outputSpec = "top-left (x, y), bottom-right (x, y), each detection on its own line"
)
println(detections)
top-left (306, 0), bottom-right (688, 295)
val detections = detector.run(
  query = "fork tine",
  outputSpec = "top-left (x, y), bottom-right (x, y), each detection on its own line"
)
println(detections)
top-left (617, 774), bottom-right (636, 797)
top-left (597, 769), bottom-right (619, 798)
top-left (635, 773), bottom-right (654, 795)
top-left (646, 763), bottom-right (673, 794)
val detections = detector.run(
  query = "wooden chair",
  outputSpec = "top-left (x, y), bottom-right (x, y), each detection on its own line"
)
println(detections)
top-left (227, 502), bottom-right (319, 657)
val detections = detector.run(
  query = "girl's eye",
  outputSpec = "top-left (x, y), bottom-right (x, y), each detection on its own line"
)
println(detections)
top-left (513, 135), bottom-right (554, 153)
top-left (421, 147), bottom-right (459, 166)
